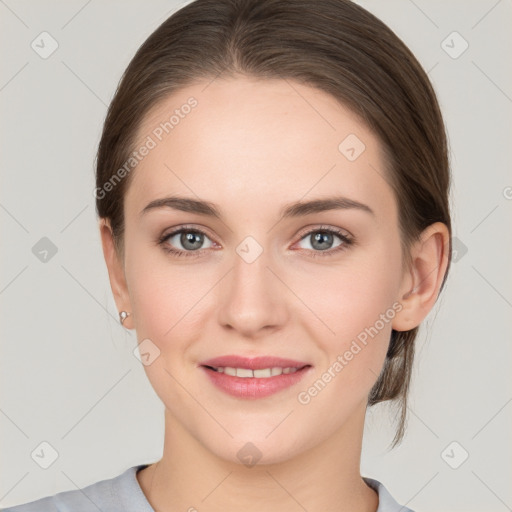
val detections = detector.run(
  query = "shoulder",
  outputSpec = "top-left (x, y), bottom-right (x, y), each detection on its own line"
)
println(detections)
top-left (363, 476), bottom-right (416, 512)
top-left (1, 465), bottom-right (151, 512)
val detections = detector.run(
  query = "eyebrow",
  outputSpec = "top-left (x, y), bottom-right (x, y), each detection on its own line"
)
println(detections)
top-left (140, 195), bottom-right (375, 219)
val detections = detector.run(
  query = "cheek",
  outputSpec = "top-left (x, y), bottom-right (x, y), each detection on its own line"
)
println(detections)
top-left (128, 264), bottom-right (202, 340)
top-left (124, 251), bottom-right (208, 400)
top-left (312, 252), bottom-right (401, 342)
top-left (124, 233), bottom-right (215, 347)
top-left (295, 270), bottom-right (399, 419)
top-left (305, 240), bottom-right (402, 383)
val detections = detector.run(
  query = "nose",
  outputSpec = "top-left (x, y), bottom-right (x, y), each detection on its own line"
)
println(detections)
top-left (216, 245), bottom-right (289, 338)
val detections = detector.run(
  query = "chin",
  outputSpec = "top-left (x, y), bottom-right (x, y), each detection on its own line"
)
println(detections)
top-left (204, 428), bottom-right (311, 467)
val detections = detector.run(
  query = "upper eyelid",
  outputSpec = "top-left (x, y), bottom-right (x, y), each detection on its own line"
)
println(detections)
top-left (162, 225), bottom-right (216, 243)
top-left (296, 224), bottom-right (352, 239)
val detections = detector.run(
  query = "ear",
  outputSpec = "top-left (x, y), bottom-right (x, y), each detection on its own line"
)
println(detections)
top-left (99, 219), bottom-right (134, 330)
top-left (392, 222), bottom-right (450, 332)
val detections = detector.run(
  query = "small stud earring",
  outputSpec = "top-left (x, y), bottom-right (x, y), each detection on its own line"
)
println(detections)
top-left (119, 311), bottom-right (130, 325)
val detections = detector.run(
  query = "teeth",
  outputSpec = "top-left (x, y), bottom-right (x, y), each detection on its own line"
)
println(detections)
top-left (236, 368), bottom-right (253, 378)
top-left (212, 366), bottom-right (298, 378)
top-left (254, 368), bottom-right (272, 378)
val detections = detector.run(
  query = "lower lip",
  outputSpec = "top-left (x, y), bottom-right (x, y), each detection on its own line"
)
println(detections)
top-left (201, 366), bottom-right (310, 399)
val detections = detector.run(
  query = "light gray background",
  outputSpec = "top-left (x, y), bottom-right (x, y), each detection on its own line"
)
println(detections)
top-left (1, 0), bottom-right (511, 510)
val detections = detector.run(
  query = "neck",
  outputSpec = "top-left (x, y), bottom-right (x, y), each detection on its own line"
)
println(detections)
top-left (138, 403), bottom-right (378, 512)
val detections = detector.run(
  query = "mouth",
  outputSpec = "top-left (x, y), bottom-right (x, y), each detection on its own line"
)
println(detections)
top-left (199, 355), bottom-right (312, 399)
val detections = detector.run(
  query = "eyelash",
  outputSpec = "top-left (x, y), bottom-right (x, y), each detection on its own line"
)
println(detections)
top-left (157, 225), bottom-right (354, 259)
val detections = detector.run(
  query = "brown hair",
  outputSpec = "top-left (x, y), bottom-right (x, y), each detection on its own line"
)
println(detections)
top-left (95, 0), bottom-right (452, 448)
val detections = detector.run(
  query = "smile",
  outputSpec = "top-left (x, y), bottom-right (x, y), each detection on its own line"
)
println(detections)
top-left (199, 355), bottom-right (312, 399)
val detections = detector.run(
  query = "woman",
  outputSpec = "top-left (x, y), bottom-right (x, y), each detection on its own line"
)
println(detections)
top-left (3, 0), bottom-right (451, 510)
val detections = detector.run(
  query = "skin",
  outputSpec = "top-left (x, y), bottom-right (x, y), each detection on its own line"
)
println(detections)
top-left (100, 75), bottom-right (449, 512)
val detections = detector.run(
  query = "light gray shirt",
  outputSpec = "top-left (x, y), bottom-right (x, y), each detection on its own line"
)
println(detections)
top-left (1, 464), bottom-right (415, 512)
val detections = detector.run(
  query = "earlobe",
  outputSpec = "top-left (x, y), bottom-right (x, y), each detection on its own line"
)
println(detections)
top-left (99, 219), bottom-right (134, 329)
top-left (392, 222), bottom-right (450, 332)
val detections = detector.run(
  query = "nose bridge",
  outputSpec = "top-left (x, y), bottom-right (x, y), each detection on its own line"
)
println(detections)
top-left (217, 236), bottom-right (287, 336)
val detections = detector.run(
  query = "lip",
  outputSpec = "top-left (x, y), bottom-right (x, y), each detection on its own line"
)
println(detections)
top-left (199, 355), bottom-right (312, 399)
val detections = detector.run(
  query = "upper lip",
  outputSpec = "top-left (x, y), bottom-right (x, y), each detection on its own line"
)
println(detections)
top-left (200, 355), bottom-right (310, 370)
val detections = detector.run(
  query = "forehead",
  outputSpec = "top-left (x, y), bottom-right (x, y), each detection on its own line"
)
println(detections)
top-left (127, 76), bottom-right (394, 222)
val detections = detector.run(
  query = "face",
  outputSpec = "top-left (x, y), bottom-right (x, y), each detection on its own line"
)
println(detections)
top-left (117, 76), bottom-right (409, 464)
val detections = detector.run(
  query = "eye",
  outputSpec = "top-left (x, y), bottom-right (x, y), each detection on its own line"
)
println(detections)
top-left (158, 224), bottom-right (354, 259)
top-left (294, 226), bottom-right (353, 257)
top-left (158, 227), bottom-right (215, 258)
